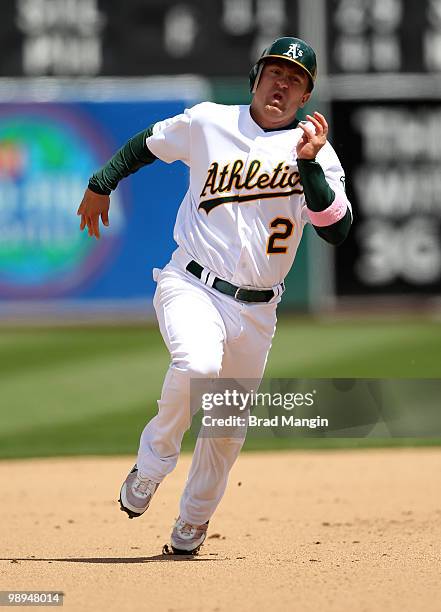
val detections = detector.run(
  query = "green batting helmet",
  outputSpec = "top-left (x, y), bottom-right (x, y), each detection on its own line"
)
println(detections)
top-left (249, 36), bottom-right (317, 93)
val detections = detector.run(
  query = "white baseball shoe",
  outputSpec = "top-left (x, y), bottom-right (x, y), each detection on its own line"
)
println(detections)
top-left (170, 516), bottom-right (209, 555)
top-left (118, 465), bottom-right (159, 519)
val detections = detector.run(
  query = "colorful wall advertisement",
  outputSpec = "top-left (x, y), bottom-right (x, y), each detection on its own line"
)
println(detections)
top-left (0, 100), bottom-right (190, 307)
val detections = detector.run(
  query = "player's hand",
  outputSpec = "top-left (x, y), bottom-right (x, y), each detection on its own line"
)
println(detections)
top-left (77, 188), bottom-right (110, 239)
top-left (296, 111), bottom-right (328, 160)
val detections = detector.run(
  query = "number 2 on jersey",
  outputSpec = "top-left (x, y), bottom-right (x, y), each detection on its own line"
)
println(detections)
top-left (267, 217), bottom-right (294, 254)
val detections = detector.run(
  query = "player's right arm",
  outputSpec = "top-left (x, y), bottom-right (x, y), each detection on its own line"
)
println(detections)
top-left (77, 104), bottom-right (198, 238)
top-left (77, 125), bottom-right (158, 239)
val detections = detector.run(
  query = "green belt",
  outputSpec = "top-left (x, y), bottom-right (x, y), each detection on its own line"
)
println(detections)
top-left (186, 260), bottom-right (277, 303)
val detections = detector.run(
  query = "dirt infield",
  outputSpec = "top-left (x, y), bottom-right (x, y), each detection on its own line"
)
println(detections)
top-left (1, 449), bottom-right (440, 611)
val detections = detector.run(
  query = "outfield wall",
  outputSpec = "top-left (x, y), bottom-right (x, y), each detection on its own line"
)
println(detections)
top-left (0, 79), bottom-right (317, 321)
top-left (1, 0), bottom-right (441, 320)
top-left (1, 76), bottom-right (440, 322)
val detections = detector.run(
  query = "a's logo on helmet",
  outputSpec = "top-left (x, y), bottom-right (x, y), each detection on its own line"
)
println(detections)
top-left (283, 43), bottom-right (304, 60)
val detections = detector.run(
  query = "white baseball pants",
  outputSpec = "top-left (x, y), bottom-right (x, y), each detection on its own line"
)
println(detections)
top-left (137, 256), bottom-right (279, 525)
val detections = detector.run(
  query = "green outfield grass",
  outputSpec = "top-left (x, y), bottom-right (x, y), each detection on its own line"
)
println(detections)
top-left (0, 316), bottom-right (440, 459)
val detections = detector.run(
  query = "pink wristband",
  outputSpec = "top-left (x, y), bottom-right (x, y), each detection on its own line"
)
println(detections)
top-left (306, 195), bottom-right (348, 227)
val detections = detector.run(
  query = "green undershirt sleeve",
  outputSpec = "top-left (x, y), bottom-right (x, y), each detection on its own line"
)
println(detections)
top-left (88, 124), bottom-right (157, 195)
top-left (314, 208), bottom-right (352, 245)
top-left (297, 158), bottom-right (352, 246)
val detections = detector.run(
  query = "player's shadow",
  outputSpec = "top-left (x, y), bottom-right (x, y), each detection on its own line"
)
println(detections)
top-left (1, 554), bottom-right (220, 563)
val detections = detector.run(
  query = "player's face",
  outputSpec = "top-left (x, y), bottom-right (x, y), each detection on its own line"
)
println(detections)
top-left (251, 60), bottom-right (311, 129)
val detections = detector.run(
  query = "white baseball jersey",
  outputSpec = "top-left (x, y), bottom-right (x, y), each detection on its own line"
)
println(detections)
top-left (146, 101), bottom-right (348, 289)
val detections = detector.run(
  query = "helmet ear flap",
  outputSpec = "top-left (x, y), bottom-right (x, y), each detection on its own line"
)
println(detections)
top-left (249, 64), bottom-right (258, 93)
top-left (249, 63), bottom-right (264, 94)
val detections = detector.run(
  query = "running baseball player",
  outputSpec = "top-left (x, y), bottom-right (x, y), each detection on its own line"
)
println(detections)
top-left (77, 37), bottom-right (352, 555)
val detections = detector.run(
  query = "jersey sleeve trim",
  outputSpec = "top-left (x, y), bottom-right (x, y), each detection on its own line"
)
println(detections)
top-left (145, 108), bottom-right (193, 165)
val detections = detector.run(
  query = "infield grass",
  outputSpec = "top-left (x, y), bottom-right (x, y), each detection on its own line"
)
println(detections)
top-left (0, 316), bottom-right (440, 459)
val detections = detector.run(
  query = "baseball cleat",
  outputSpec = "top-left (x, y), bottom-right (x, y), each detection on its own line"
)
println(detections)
top-left (170, 516), bottom-right (209, 555)
top-left (118, 464), bottom-right (159, 519)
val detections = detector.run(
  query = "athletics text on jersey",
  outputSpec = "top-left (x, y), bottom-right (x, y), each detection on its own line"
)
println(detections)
top-left (146, 102), bottom-right (348, 288)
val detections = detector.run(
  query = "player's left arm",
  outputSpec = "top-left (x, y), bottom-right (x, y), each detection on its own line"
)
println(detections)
top-left (296, 112), bottom-right (352, 246)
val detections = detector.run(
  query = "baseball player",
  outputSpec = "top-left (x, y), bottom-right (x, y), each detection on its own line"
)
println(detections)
top-left (77, 37), bottom-right (352, 555)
